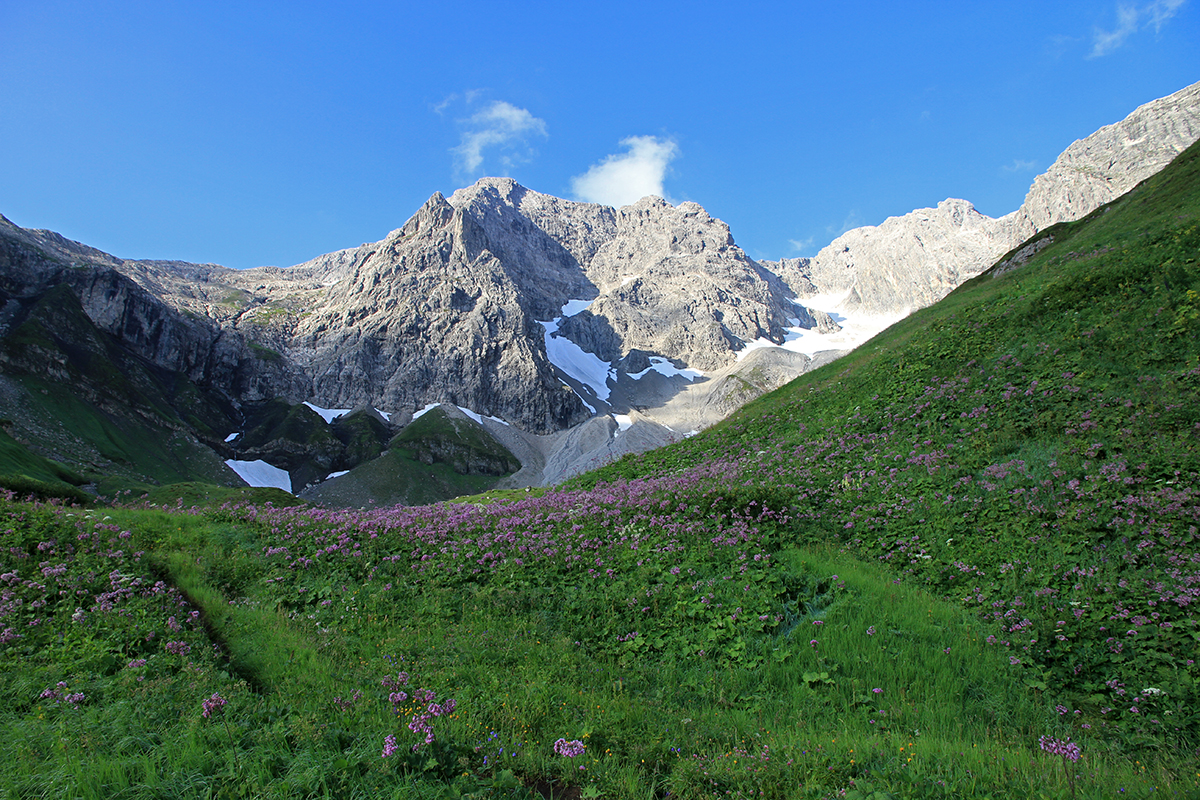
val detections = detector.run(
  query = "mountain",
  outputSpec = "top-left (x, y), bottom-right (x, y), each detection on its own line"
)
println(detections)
top-left (768, 80), bottom-right (1200, 316)
top-left (2, 80), bottom-right (1198, 503)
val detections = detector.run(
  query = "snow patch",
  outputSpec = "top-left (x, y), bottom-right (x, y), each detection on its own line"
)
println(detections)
top-left (224, 433), bottom-right (239, 443)
top-left (374, 408), bottom-right (392, 422)
top-left (225, 460), bottom-right (292, 493)
top-left (456, 406), bottom-right (510, 426)
top-left (542, 325), bottom-right (615, 401)
top-left (736, 293), bottom-right (904, 359)
top-left (539, 303), bottom-right (616, 403)
top-left (326, 470), bottom-right (349, 480)
top-left (560, 298), bottom-right (594, 317)
top-left (412, 403), bottom-right (440, 420)
top-left (630, 356), bottom-right (703, 382)
top-left (613, 414), bottom-right (633, 432)
top-left (303, 402), bottom-right (351, 423)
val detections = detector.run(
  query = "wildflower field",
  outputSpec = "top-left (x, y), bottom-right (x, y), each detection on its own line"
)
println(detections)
top-left (1, 145), bottom-right (1199, 799)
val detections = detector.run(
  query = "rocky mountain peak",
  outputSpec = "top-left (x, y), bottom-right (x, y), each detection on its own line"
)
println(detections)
top-left (786, 80), bottom-right (1200, 317)
top-left (1006, 80), bottom-right (1200, 241)
top-left (400, 191), bottom-right (454, 238)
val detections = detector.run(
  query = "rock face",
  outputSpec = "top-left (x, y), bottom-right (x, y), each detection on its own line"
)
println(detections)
top-left (290, 184), bottom-right (599, 433)
top-left (0, 214), bottom-right (305, 403)
top-left (779, 80), bottom-right (1200, 315)
top-left (785, 198), bottom-right (1012, 314)
top-left (265, 178), bottom-right (808, 433)
top-left (1007, 81), bottom-right (1200, 240)
top-left (556, 197), bottom-right (799, 371)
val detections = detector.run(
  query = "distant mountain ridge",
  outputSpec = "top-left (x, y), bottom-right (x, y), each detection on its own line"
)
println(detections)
top-left (768, 80), bottom-right (1200, 316)
top-left (2, 80), bottom-right (1198, 501)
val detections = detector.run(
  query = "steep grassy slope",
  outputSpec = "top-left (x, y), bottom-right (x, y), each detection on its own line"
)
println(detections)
top-left (574, 138), bottom-right (1200, 745)
top-left (0, 145), bottom-right (1197, 799)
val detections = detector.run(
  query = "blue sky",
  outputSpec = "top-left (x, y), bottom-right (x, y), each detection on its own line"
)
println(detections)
top-left (2, 1), bottom-right (1197, 269)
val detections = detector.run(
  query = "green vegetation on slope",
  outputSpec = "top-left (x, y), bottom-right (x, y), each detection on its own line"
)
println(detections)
top-left (303, 407), bottom-right (522, 508)
top-left (0, 285), bottom-right (239, 491)
top-left (0, 427), bottom-right (86, 488)
top-left (393, 406), bottom-right (521, 477)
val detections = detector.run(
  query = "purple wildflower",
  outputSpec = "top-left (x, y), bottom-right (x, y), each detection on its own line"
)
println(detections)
top-left (554, 738), bottom-right (586, 758)
top-left (201, 693), bottom-right (226, 718)
top-left (381, 734), bottom-right (398, 758)
top-left (1038, 735), bottom-right (1081, 762)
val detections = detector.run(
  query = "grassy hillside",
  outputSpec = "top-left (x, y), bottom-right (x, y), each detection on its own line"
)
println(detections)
top-left (303, 407), bottom-right (520, 508)
top-left (0, 142), bottom-right (1198, 799)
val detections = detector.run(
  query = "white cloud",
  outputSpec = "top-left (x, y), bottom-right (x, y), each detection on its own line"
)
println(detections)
top-left (1090, 0), bottom-right (1186, 57)
top-left (452, 100), bottom-right (548, 176)
top-left (570, 136), bottom-right (679, 208)
top-left (1091, 4), bottom-right (1140, 56)
top-left (1148, 0), bottom-right (1187, 30)
top-left (788, 237), bottom-right (815, 254)
top-left (828, 210), bottom-right (864, 237)
top-left (1003, 158), bottom-right (1038, 172)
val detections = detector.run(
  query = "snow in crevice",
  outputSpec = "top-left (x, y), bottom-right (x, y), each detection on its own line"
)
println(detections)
top-left (374, 408), bottom-right (392, 422)
top-left (225, 459), bottom-right (292, 493)
top-left (613, 414), bottom-right (633, 432)
top-left (566, 385), bottom-right (597, 415)
top-left (224, 432), bottom-right (239, 443)
top-left (326, 470), bottom-right (350, 480)
top-left (303, 402), bottom-right (351, 423)
top-left (539, 299), bottom-right (616, 404)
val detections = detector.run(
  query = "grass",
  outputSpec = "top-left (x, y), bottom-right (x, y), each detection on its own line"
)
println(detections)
top-left (1, 143), bottom-right (1199, 798)
top-left (0, 427), bottom-right (87, 488)
top-left (304, 445), bottom-right (508, 509)
top-left (0, 287), bottom-right (240, 490)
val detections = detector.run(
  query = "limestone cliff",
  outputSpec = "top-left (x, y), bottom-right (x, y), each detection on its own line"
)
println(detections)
top-left (781, 80), bottom-right (1200, 315)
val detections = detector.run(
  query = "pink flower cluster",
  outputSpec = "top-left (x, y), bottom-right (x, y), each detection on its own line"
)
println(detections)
top-left (380, 671), bottom-right (456, 755)
top-left (554, 738), bottom-right (586, 758)
top-left (1038, 735), bottom-right (1081, 762)
top-left (201, 692), bottom-right (226, 718)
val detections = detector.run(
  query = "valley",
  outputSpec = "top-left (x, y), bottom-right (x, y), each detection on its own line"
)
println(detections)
top-left (0, 82), bottom-right (1198, 799)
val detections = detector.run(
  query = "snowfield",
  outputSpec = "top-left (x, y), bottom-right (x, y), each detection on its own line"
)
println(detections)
top-left (225, 459), bottom-right (292, 493)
